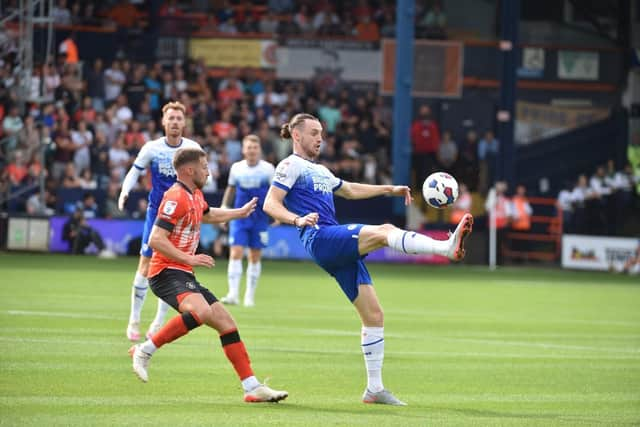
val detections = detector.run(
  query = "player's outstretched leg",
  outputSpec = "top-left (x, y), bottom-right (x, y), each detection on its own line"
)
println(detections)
top-left (385, 213), bottom-right (473, 261)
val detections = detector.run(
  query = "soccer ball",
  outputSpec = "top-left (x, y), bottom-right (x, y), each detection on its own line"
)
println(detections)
top-left (422, 172), bottom-right (459, 208)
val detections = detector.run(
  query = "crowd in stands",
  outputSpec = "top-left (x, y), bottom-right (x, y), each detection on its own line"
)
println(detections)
top-left (0, 18), bottom-right (402, 218)
top-left (556, 160), bottom-right (638, 236)
top-left (1, 0), bottom-right (449, 41)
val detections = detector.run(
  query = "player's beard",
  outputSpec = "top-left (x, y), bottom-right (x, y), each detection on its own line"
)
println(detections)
top-left (301, 136), bottom-right (320, 159)
top-left (193, 175), bottom-right (206, 189)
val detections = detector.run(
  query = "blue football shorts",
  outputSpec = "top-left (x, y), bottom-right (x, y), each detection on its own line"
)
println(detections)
top-left (140, 205), bottom-right (158, 258)
top-left (306, 224), bottom-right (372, 302)
top-left (229, 219), bottom-right (269, 249)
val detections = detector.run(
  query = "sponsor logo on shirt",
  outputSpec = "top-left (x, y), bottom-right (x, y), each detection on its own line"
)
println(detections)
top-left (163, 200), bottom-right (177, 215)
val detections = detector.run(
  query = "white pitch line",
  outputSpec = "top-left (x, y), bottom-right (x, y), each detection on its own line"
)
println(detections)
top-left (4, 310), bottom-right (639, 355)
top-left (6, 310), bottom-right (119, 320)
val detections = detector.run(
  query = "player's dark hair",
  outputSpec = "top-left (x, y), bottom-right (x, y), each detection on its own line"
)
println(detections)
top-left (280, 113), bottom-right (319, 140)
top-left (173, 148), bottom-right (205, 170)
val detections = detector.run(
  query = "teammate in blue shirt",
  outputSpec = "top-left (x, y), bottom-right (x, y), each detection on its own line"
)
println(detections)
top-left (219, 135), bottom-right (276, 307)
top-left (118, 102), bottom-right (202, 342)
top-left (263, 113), bottom-right (473, 406)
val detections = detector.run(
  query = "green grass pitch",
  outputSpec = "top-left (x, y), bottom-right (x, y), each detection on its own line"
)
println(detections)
top-left (0, 253), bottom-right (638, 426)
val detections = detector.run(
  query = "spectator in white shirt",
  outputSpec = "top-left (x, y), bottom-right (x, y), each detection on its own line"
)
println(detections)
top-left (104, 60), bottom-right (126, 102)
top-left (70, 120), bottom-right (93, 173)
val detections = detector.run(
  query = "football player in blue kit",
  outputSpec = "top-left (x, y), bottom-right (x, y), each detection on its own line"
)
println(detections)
top-left (119, 101), bottom-right (202, 341)
top-left (219, 134), bottom-right (276, 307)
top-left (263, 113), bottom-right (473, 406)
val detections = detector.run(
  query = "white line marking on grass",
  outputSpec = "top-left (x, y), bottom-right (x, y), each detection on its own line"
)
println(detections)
top-left (298, 305), bottom-right (640, 327)
top-left (6, 310), bottom-right (119, 320)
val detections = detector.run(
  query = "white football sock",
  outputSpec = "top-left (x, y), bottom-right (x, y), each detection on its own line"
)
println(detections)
top-left (150, 299), bottom-right (170, 327)
top-left (387, 228), bottom-right (449, 256)
top-left (241, 375), bottom-right (261, 392)
top-left (139, 338), bottom-right (157, 355)
top-left (244, 261), bottom-right (261, 303)
top-left (361, 326), bottom-right (385, 393)
top-left (129, 272), bottom-right (148, 324)
top-left (227, 259), bottom-right (243, 299)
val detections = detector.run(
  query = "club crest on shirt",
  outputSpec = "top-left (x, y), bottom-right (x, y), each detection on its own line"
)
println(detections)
top-left (163, 200), bottom-right (177, 215)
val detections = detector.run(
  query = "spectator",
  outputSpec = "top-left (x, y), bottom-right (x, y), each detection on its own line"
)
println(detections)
top-left (114, 94), bottom-right (133, 129)
top-left (268, 0), bottom-right (294, 13)
top-left (410, 104), bottom-right (440, 184)
top-left (458, 130), bottom-right (479, 192)
top-left (108, 134), bottom-right (131, 181)
top-left (144, 65), bottom-right (162, 114)
top-left (477, 130), bottom-right (499, 193)
top-left (42, 63), bottom-right (61, 103)
top-left (104, 182), bottom-right (127, 219)
top-left (51, 122), bottom-right (75, 181)
top-left (276, 14), bottom-right (302, 37)
top-left (511, 185), bottom-right (532, 232)
top-left (63, 209), bottom-right (115, 257)
top-left (124, 120), bottom-right (146, 153)
top-left (17, 115), bottom-right (41, 160)
top-left (90, 130), bottom-right (111, 189)
top-left (313, 4), bottom-right (340, 32)
top-left (26, 189), bottom-right (55, 216)
top-left (124, 66), bottom-right (147, 114)
top-left (61, 162), bottom-right (82, 189)
top-left (85, 59), bottom-right (105, 111)
top-left (78, 167), bottom-right (98, 190)
top-left (71, 120), bottom-right (93, 173)
top-left (2, 105), bottom-right (23, 151)
top-left (51, 0), bottom-right (72, 25)
top-left (318, 97), bottom-right (341, 135)
top-left (419, 1), bottom-right (446, 39)
top-left (258, 11), bottom-right (279, 35)
top-left (58, 32), bottom-right (79, 65)
top-left (224, 127), bottom-right (243, 163)
top-left (556, 183), bottom-right (575, 233)
top-left (104, 60), bottom-right (126, 103)
top-left (355, 15), bottom-right (379, 41)
top-left (437, 130), bottom-right (458, 171)
top-left (570, 174), bottom-right (598, 234)
top-left (74, 96), bottom-right (97, 124)
top-left (78, 192), bottom-right (99, 218)
top-left (294, 4), bottom-right (314, 34)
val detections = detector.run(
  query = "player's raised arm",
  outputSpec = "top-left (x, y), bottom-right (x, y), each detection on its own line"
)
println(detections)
top-left (203, 197), bottom-right (258, 224)
top-left (335, 182), bottom-right (413, 205)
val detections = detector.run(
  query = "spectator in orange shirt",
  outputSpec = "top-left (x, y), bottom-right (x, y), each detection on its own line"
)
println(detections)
top-left (355, 15), bottom-right (379, 41)
top-left (107, 0), bottom-right (140, 28)
top-left (58, 33), bottom-right (79, 64)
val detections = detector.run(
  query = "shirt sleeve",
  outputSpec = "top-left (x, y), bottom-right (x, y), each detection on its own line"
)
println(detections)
top-left (133, 141), bottom-right (151, 170)
top-left (322, 165), bottom-right (342, 191)
top-left (155, 192), bottom-right (186, 232)
top-left (228, 163), bottom-right (237, 186)
top-left (272, 158), bottom-right (301, 192)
